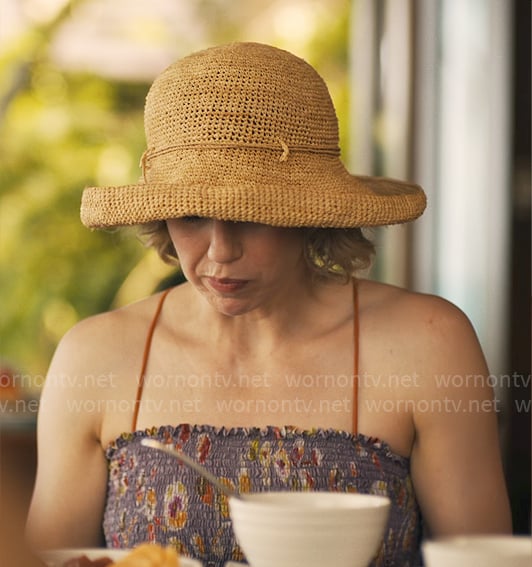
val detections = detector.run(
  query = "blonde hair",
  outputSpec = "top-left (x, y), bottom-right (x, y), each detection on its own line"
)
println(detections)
top-left (139, 221), bottom-right (374, 283)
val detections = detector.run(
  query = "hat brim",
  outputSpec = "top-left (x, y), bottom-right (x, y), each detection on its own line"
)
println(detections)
top-left (80, 151), bottom-right (426, 228)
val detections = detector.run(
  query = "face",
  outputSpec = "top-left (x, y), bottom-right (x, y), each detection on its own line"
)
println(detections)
top-left (166, 217), bottom-right (307, 316)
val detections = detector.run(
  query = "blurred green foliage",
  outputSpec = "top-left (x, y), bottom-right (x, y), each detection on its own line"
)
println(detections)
top-left (0, 68), bottom-right (148, 376)
top-left (0, 0), bottom-right (350, 380)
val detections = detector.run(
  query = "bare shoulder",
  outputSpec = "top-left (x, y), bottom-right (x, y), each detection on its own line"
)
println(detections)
top-left (63, 291), bottom-right (171, 345)
top-left (359, 277), bottom-right (470, 324)
top-left (357, 278), bottom-right (488, 383)
top-left (46, 290), bottom-right (175, 383)
top-left (358, 278), bottom-right (479, 343)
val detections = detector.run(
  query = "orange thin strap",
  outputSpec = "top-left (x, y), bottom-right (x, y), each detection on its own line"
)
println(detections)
top-left (131, 288), bottom-right (173, 432)
top-left (352, 279), bottom-right (360, 435)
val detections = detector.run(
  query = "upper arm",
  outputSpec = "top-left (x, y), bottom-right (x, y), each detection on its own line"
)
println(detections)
top-left (26, 321), bottom-right (110, 549)
top-left (407, 296), bottom-right (512, 536)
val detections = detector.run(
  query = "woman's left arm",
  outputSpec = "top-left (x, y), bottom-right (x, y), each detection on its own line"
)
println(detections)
top-left (408, 296), bottom-right (512, 536)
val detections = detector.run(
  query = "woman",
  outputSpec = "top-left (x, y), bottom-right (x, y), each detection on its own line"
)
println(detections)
top-left (27, 42), bottom-right (511, 566)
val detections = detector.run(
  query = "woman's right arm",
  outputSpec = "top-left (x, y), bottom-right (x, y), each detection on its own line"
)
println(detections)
top-left (26, 320), bottom-right (110, 549)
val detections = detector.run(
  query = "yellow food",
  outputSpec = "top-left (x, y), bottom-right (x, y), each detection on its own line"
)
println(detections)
top-left (111, 543), bottom-right (180, 567)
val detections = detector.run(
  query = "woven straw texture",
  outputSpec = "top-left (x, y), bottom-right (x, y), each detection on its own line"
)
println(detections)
top-left (81, 42), bottom-right (426, 228)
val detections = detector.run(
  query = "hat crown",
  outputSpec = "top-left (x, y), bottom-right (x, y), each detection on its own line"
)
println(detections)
top-left (144, 42), bottom-right (339, 152)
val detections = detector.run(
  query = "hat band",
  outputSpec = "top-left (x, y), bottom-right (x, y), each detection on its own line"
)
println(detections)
top-left (139, 138), bottom-right (341, 180)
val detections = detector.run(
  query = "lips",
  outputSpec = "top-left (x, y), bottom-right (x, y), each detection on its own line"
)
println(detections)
top-left (206, 277), bottom-right (249, 293)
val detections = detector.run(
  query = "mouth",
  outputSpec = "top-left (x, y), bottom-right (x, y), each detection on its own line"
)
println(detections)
top-left (206, 277), bottom-right (249, 293)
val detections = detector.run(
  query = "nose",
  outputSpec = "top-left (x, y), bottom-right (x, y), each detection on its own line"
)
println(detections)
top-left (207, 220), bottom-right (243, 263)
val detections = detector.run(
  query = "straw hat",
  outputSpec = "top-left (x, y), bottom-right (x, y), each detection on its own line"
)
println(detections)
top-left (81, 42), bottom-right (426, 228)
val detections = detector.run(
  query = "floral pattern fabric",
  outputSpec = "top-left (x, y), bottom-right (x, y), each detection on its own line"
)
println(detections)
top-left (104, 424), bottom-right (422, 567)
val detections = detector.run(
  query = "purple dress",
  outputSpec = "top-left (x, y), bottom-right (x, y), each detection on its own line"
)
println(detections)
top-left (103, 424), bottom-right (422, 566)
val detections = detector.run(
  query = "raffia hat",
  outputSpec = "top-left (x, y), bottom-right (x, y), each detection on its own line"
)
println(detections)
top-left (81, 42), bottom-right (426, 228)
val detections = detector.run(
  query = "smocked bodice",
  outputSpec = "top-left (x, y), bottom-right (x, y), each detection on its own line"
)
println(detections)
top-left (104, 424), bottom-right (421, 566)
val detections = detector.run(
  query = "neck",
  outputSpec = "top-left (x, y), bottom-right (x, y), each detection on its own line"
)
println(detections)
top-left (197, 276), bottom-right (352, 356)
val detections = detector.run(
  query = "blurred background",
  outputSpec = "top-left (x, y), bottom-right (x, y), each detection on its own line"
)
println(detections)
top-left (0, 0), bottom-right (529, 536)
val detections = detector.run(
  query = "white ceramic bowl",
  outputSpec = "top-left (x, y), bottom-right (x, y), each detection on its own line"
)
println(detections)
top-left (229, 491), bottom-right (390, 567)
top-left (422, 535), bottom-right (532, 567)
